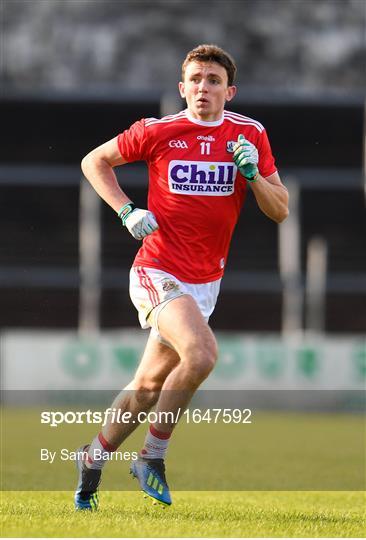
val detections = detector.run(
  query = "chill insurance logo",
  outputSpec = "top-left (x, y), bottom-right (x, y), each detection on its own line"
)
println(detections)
top-left (168, 160), bottom-right (237, 196)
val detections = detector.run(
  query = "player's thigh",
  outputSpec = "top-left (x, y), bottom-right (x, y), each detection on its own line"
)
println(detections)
top-left (157, 294), bottom-right (217, 360)
top-left (133, 333), bottom-right (180, 389)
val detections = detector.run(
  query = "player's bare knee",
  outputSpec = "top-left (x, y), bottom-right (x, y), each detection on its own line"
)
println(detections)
top-left (199, 332), bottom-right (217, 361)
top-left (197, 345), bottom-right (217, 376)
top-left (135, 377), bottom-right (163, 393)
top-left (182, 337), bottom-right (217, 384)
top-left (133, 378), bottom-right (162, 407)
top-left (180, 326), bottom-right (217, 357)
top-left (182, 356), bottom-right (215, 387)
top-left (196, 357), bottom-right (215, 383)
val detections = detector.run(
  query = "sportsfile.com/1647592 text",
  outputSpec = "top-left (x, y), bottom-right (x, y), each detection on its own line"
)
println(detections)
top-left (40, 408), bottom-right (253, 427)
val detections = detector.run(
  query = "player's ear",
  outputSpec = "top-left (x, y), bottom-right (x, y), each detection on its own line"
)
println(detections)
top-left (225, 85), bottom-right (237, 102)
top-left (178, 81), bottom-right (186, 98)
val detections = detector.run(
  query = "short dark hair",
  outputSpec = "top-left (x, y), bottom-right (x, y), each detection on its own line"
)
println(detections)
top-left (182, 44), bottom-right (237, 86)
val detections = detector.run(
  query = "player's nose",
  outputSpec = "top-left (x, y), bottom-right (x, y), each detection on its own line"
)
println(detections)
top-left (198, 79), bottom-right (208, 92)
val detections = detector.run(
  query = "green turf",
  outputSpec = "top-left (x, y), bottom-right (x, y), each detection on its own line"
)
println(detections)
top-left (1, 408), bottom-right (365, 536)
top-left (2, 409), bottom-right (364, 491)
top-left (1, 490), bottom-right (365, 537)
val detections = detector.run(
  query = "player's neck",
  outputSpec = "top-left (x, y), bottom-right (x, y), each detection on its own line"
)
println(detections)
top-left (185, 108), bottom-right (224, 125)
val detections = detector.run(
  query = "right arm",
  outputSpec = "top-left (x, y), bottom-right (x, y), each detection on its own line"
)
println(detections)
top-left (81, 136), bottom-right (132, 213)
top-left (81, 136), bottom-right (158, 240)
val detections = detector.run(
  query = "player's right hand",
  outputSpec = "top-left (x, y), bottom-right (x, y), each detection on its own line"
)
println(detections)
top-left (122, 206), bottom-right (159, 240)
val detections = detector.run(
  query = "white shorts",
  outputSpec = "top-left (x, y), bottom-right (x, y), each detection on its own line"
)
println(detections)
top-left (129, 266), bottom-right (221, 341)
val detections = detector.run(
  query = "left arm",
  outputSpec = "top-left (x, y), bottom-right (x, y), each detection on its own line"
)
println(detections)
top-left (249, 171), bottom-right (289, 223)
top-left (233, 134), bottom-right (289, 223)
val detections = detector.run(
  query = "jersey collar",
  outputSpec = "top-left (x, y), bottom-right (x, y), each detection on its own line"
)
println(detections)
top-left (184, 109), bottom-right (224, 127)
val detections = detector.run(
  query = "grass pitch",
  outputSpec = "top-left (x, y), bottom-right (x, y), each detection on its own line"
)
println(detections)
top-left (1, 408), bottom-right (365, 536)
top-left (1, 490), bottom-right (365, 537)
top-left (2, 409), bottom-right (364, 491)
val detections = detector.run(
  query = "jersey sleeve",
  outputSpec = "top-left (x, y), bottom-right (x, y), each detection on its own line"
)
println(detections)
top-left (117, 119), bottom-right (150, 162)
top-left (257, 129), bottom-right (277, 178)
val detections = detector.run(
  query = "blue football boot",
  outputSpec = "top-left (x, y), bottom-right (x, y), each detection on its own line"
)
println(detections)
top-left (130, 456), bottom-right (172, 506)
top-left (74, 445), bottom-right (101, 511)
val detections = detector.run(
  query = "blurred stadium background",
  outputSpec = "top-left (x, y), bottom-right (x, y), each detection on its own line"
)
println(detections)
top-left (0, 0), bottom-right (365, 401)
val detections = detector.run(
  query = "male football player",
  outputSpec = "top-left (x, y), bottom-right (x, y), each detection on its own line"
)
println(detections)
top-left (75, 44), bottom-right (289, 509)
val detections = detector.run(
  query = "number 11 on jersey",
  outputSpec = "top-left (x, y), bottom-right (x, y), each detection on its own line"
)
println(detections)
top-left (200, 142), bottom-right (211, 155)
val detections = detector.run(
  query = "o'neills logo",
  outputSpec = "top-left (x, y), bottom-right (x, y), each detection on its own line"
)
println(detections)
top-left (168, 160), bottom-right (237, 196)
top-left (197, 135), bottom-right (215, 142)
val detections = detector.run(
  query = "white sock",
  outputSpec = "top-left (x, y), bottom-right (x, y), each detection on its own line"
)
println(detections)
top-left (141, 424), bottom-right (172, 460)
top-left (85, 432), bottom-right (117, 470)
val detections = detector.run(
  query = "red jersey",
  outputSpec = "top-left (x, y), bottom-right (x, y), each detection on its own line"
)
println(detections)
top-left (117, 108), bottom-right (277, 283)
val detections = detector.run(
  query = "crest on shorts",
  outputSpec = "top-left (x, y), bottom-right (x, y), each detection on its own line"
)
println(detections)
top-left (226, 141), bottom-right (237, 153)
top-left (161, 278), bottom-right (180, 292)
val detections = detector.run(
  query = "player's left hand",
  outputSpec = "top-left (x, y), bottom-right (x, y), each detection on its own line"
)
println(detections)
top-left (233, 134), bottom-right (259, 181)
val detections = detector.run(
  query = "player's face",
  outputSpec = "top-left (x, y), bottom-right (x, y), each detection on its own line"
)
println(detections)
top-left (179, 61), bottom-right (236, 122)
